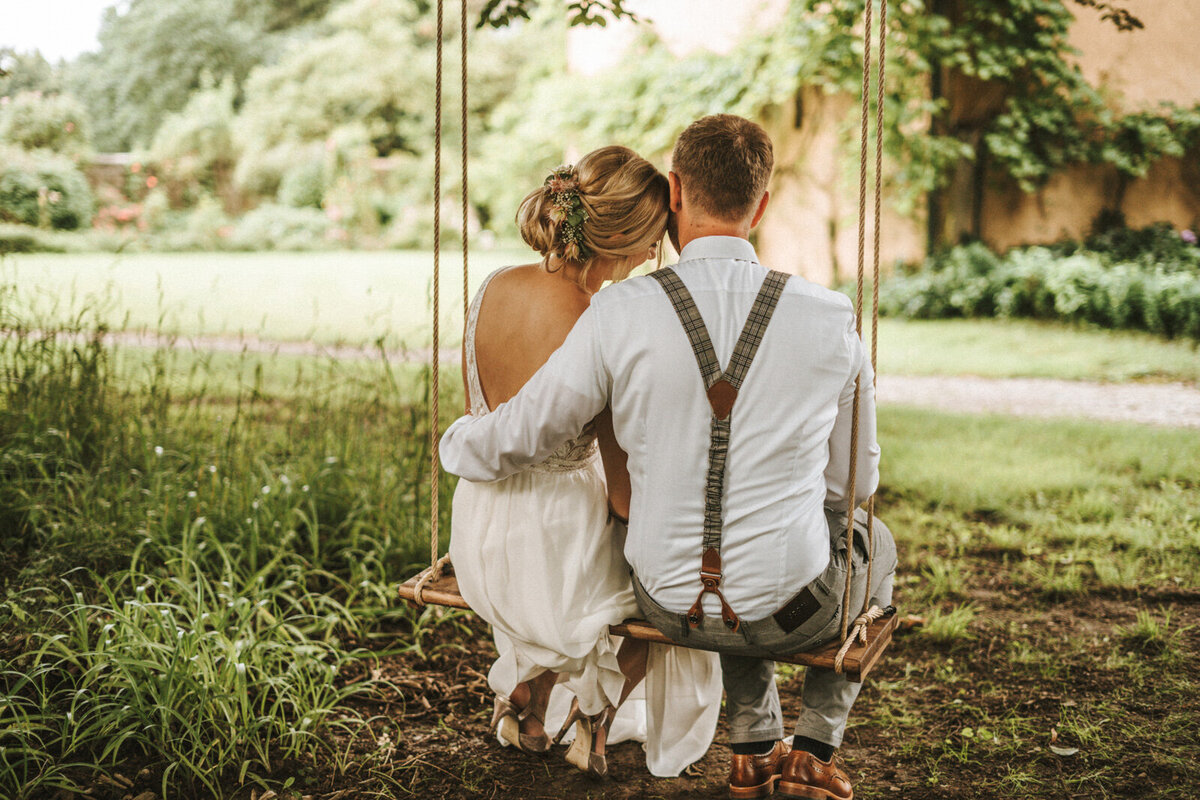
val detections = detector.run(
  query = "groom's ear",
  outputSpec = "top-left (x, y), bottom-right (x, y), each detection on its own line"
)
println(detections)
top-left (749, 190), bottom-right (770, 229)
top-left (668, 171), bottom-right (683, 213)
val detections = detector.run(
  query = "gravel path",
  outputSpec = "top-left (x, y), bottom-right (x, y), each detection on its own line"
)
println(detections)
top-left (59, 330), bottom-right (1200, 429)
top-left (878, 375), bottom-right (1200, 429)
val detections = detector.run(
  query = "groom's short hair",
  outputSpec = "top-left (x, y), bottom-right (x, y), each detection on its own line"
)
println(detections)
top-left (672, 114), bottom-right (773, 222)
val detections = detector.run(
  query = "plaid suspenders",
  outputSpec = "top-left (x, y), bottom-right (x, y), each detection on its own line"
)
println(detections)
top-left (650, 267), bottom-right (790, 631)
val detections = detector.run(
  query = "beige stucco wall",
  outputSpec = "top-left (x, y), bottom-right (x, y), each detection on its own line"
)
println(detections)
top-left (1072, 1), bottom-right (1200, 108)
top-left (983, 1), bottom-right (1200, 250)
top-left (754, 90), bottom-right (925, 283)
top-left (568, 0), bottom-right (918, 283)
top-left (570, 1), bottom-right (1200, 277)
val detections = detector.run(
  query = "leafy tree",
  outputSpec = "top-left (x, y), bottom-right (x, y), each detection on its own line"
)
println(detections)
top-left (234, 0), bottom-right (536, 212)
top-left (0, 91), bottom-right (91, 157)
top-left (0, 49), bottom-right (62, 98)
top-left (478, 0), bottom-right (638, 27)
top-left (67, 0), bottom-right (264, 150)
top-left (149, 78), bottom-right (238, 200)
top-left (474, 0), bottom-right (1137, 29)
top-left (235, 0), bottom-right (433, 159)
top-left (232, 0), bottom-right (339, 33)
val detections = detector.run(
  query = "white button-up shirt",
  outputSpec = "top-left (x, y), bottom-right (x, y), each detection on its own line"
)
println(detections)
top-left (440, 236), bottom-right (879, 622)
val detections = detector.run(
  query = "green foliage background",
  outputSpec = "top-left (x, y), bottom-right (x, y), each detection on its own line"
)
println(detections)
top-left (1, 0), bottom-right (1198, 247)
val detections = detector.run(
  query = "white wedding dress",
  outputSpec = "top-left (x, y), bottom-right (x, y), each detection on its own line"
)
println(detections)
top-left (449, 266), bottom-right (722, 777)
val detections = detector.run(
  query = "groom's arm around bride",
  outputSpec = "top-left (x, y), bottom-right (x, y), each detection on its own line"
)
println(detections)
top-left (441, 114), bottom-right (896, 800)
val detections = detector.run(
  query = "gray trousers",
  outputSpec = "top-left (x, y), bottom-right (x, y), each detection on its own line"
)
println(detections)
top-left (632, 508), bottom-right (897, 747)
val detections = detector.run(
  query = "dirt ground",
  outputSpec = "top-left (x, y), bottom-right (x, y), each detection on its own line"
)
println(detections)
top-left (299, 579), bottom-right (1200, 800)
top-left (34, 571), bottom-right (1200, 800)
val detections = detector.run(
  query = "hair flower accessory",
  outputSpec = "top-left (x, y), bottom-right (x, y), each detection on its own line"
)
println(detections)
top-left (544, 165), bottom-right (591, 262)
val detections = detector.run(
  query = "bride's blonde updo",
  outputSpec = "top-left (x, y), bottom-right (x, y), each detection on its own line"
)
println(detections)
top-left (517, 145), bottom-right (669, 287)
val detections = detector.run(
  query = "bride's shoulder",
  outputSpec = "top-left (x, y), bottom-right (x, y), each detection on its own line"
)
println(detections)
top-left (481, 262), bottom-right (540, 291)
top-left (480, 263), bottom-right (590, 330)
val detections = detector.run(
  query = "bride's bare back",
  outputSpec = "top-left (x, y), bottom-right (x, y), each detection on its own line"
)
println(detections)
top-left (471, 264), bottom-right (590, 410)
top-left (467, 263), bottom-right (631, 517)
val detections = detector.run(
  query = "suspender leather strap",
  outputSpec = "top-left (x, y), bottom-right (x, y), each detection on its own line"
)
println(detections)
top-left (650, 266), bottom-right (790, 630)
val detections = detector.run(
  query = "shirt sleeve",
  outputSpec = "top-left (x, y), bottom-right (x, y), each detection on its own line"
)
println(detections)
top-left (824, 316), bottom-right (881, 511)
top-left (439, 305), bottom-right (611, 482)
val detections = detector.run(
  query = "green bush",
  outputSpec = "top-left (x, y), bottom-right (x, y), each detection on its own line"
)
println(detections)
top-left (882, 236), bottom-right (1200, 341)
top-left (234, 141), bottom-right (320, 199)
top-left (278, 159), bottom-right (327, 209)
top-left (0, 223), bottom-right (68, 253)
top-left (0, 148), bottom-right (95, 229)
top-left (228, 203), bottom-right (335, 250)
top-left (0, 225), bottom-right (41, 254)
top-left (1052, 221), bottom-right (1200, 272)
top-left (148, 79), bottom-right (236, 196)
top-left (0, 91), bottom-right (91, 157)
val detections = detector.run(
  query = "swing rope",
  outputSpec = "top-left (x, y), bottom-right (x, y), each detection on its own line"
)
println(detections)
top-left (413, 1), bottom-right (894, 670)
top-left (837, 0), bottom-right (888, 667)
top-left (414, 0), bottom-right (467, 606)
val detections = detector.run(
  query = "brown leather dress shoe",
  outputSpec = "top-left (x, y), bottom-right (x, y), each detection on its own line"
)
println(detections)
top-left (729, 740), bottom-right (791, 799)
top-left (777, 749), bottom-right (853, 800)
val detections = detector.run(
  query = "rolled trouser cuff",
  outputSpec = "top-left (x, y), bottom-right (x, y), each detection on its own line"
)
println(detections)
top-left (729, 724), bottom-right (787, 744)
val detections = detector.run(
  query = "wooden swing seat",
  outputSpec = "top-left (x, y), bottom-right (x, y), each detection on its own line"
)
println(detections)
top-left (398, 572), bottom-right (897, 683)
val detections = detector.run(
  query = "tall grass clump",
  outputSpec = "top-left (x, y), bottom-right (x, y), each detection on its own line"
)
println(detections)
top-left (3, 528), bottom-right (366, 798)
top-left (0, 282), bottom-right (458, 797)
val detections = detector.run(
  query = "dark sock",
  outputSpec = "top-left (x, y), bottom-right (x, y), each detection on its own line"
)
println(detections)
top-left (792, 735), bottom-right (835, 762)
top-left (732, 739), bottom-right (776, 756)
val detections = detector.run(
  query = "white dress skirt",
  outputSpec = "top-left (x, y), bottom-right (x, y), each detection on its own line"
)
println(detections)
top-left (448, 266), bottom-right (721, 777)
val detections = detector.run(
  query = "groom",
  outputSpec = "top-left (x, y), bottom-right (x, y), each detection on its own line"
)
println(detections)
top-left (440, 114), bottom-right (896, 799)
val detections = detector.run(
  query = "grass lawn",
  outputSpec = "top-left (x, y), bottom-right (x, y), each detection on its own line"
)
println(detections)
top-left (388, 409), bottom-right (1200, 800)
top-left (877, 317), bottom-right (1200, 383)
top-left (5, 251), bottom-right (1199, 383)
top-left (2, 313), bottom-right (1198, 798)
top-left (1, 249), bottom-right (526, 349)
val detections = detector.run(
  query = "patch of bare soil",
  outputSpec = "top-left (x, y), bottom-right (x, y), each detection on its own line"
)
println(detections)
top-left (298, 578), bottom-right (1200, 800)
top-left (47, 579), bottom-right (1199, 800)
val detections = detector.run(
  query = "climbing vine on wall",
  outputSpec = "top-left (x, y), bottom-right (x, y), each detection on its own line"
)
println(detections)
top-left (480, 0), bottom-right (1198, 226)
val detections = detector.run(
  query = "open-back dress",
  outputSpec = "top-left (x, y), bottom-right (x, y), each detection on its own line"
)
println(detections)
top-left (449, 266), bottom-right (722, 777)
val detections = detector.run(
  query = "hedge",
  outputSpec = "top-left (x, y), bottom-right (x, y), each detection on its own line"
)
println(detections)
top-left (881, 240), bottom-right (1200, 341)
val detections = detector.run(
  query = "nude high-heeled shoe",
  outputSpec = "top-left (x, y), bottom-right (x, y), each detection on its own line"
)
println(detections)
top-left (554, 697), bottom-right (615, 778)
top-left (492, 694), bottom-right (551, 754)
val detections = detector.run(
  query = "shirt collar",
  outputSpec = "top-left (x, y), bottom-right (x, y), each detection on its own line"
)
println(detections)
top-left (677, 235), bottom-right (760, 266)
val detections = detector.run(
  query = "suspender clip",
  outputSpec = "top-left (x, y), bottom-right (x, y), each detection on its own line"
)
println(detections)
top-left (687, 548), bottom-right (741, 631)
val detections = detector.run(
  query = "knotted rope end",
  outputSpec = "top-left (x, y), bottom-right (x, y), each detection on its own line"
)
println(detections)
top-left (833, 604), bottom-right (893, 673)
top-left (411, 553), bottom-right (454, 608)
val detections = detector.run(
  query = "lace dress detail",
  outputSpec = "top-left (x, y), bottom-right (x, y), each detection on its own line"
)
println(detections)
top-left (464, 266), bottom-right (598, 473)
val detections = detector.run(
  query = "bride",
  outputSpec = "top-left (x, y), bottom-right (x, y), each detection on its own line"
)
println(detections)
top-left (449, 145), bottom-right (720, 778)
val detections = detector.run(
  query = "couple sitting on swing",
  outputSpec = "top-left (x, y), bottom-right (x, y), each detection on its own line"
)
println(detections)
top-left (439, 114), bottom-right (897, 800)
